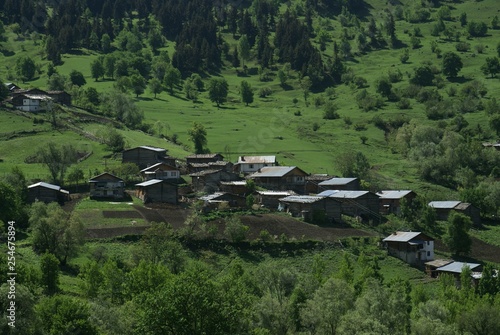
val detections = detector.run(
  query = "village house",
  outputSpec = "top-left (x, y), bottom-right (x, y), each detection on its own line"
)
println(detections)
top-left (304, 174), bottom-right (334, 194)
top-left (234, 155), bottom-right (277, 174)
top-left (318, 177), bottom-right (360, 191)
top-left (187, 160), bottom-right (233, 174)
top-left (89, 172), bottom-right (125, 199)
top-left (428, 201), bottom-right (481, 225)
top-left (122, 146), bottom-right (175, 169)
top-left (247, 166), bottom-right (308, 193)
top-left (10, 93), bottom-right (51, 112)
top-left (279, 195), bottom-right (342, 223)
top-left (317, 190), bottom-right (380, 220)
top-left (382, 231), bottom-right (434, 266)
top-left (27, 182), bottom-right (70, 204)
top-left (220, 181), bottom-right (249, 195)
top-left (139, 163), bottom-right (180, 181)
top-left (199, 192), bottom-right (246, 210)
top-left (135, 179), bottom-right (177, 204)
top-left (186, 153), bottom-right (224, 165)
top-left (425, 259), bottom-right (453, 278)
top-left (376, 190), bottom-right (417, 215)
top-left (436, 261), bottom-right (482, 284)
top-left (190, 169), bottom-right (241, 193)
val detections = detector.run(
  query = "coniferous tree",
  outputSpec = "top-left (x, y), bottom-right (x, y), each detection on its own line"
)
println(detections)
top-left (240, 80), bottom-right (254, 106)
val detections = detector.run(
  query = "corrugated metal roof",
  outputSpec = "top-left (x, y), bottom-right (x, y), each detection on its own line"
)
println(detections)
top-left (257, 190), bottom-right (296, 196)
top-left (437, 261), bottom-right (481, 274)
top-left (249, 166), bottom-right (298, 178)
top-left (140, 163), bottom-right (177, 173)
top-left (454, 202), bottom-right (472, 210)
top-left (28, 182), bottom-right (61, 191)
top-left (199, 192), bottom-right (227, 201)
top-left (237, 156), bottom-right (276, 164)
top-left (220, 181), bottom-right (247, 185)
top-left (318, 177), bottom-right (358, 186)
top-left (279, 195), bottom-right (325, 203)
top-left (24, 94), bottom-right (51, 100)
top-left (382, 231), bottom-right (423, 242)
top-left (186, 153), bottom-right (223, 159)
top-left (425, 259), bottom-right (453, 268)
top-left (317, 190), bottom-right (370, 199)
top-left (135, 179), bottom-right (164, 187)
top-left (428, 201), bottom-right (461, 209)
top-left (123, 146), bottom-right (166, 153)
top-left (377, 190), bottom-right (413, 199)
top-left (89, 172), bottom-right (124, 182)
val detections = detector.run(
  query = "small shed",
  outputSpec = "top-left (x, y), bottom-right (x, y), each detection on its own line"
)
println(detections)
top-left (428, 201), bottom-right (481, 226)
top-left (89, 172), bottom-right (125, 199)
top-left (377, 190), bottom-right (417, 215)
top-left (383, 231), bottom-right (434, 266)
top-left (255, 190), bottom-right (296, 209)
top-left (318, 177), bottom-right (360, 191)
top-left (220, 181), bottom-right (248, 195)
top-left (279, 195), bottom-right (342, 223)
top-left (135, 179), bottom-right (177, 204)
top-left (425, 259), bottom-right (453, 278)
top-left (27, 182), bottom-right (70, 204)
top-left (199, 192), bottom-right (246, 209)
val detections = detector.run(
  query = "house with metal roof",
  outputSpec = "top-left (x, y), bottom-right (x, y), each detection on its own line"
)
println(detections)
top-left (190, 169), bottom-right (241, 193)
top-left (27, 182), bottom-right (70, 204)
top-left (135, 179), bottom-right (177, 204)
top-left (186, 153), bottom-right (224, 164)
top-left (255, 190), bottom-right (296, 209)
top-left (89, 172), bottom-right (125, 199)
top-left (436, 261), bottom-right (482, 283)
top-left (318, 177), bottom-right (360, 191)
top-left (10, 93), bottom-right (52, 112)
top-left (234, 155), bottom-right (277, 174)
top-left (220, 181), bottom-right (249, 195)
top-left (383, 231), bottom-right (434, 265)
top-left (122, 146), bottom-right (174, 169)
top-left (140, 163), bottom-right (180, 181)
top-left (428, 201), bottom-right (481, 225)
top-left (377, 190), bottom-right (417, 215)
top-left (247, 166), bottom-right (308, 193)
top-left (304, 174), bottom-right (335, 194)
top-left (279, 195), bottom-right (342, 223)
top-left (317, 190), bottom-right (380, 220)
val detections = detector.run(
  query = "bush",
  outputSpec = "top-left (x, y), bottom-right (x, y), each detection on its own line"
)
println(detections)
top-left (312, 122), bottom-right (320, 131)
top-left (354, 123), bottom-right (367, 131)
top-left (259, 87), bottom-right (272, 98)
top-left (416, 88), bottom-right (442, 103)
top-left (388, 69), bottom-right (403, 83)
top-left (356, 90), bottom-right (384, 111)
top-left (402, 84), bottom-right (422, 98)
top-left (397, 98), bottom-right (411, 109)
top-left (324, 87), bottom-right (336, 99)
top-left (400, 48), bottom-right (410, 63)
top-left (224, 217), bottom-right (249, 243)
top-left (410, 65), bottom-right (434, 86)
top-left (455, 42), bottom-right (471, 52)
top-left (314, 95), bottom-right (325, 107)
top-left (410, 36), bottom-right (422, 49)
top-left (323, 102), bottom-right (340, 120)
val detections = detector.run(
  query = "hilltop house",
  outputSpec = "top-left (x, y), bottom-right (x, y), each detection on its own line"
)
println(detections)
top-left (135, 179), bottom-right (177, 204)
top-left (383, 231), bottom-right (434, 265)
top-left (247, 166), bottom-right (308, 193)
top-left (27, 182), bottom-right (70, 204)
top-left (89, 173), bottom-right (125, 199)
top-left (11, 93), bottom-right (51, 112)
top-left (318, 177), bottom-right (360, 191)
top-left (234, 155), bottom-right (277, 174)
top-left (139, 163), bottom-right (180, 181)
top-left (377, 190), bottom-right (417, 215)
top-left (317, 190), bottom-right (380, 219)
top-left (279, 195), bottom-right (342, 223)
top-left (428, 201), bottom-right (481, 225)
top-left (122, 146), bottom-right (175, 169)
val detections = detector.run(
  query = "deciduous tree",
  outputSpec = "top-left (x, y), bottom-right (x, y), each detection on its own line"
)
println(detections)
top-left (36, 142), bottom-right (78, 184)
top-left (443, 212), bottom-right (472, 256)
top-left (481, 57), bottom-right (500, 78)
top-left (188, 122), bottom-right (208, 154)
top-left (90, 59), bottom-right (105, 81)
top-left (442, 52), bottom-right (463, 78)
top-left (208, 77), bottom-right (229, 107)
top-left (240, 80), bottom-right (254, 106)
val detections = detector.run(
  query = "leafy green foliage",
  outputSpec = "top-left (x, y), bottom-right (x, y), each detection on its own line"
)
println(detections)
top-left (208, 77), bottom-right (229, 107)
top-left (442, 52), bottom-right (463, 78)
top-left (443, 212), bottom-right (472, 256)
top-left (188, 122), bottom-right (208, 154)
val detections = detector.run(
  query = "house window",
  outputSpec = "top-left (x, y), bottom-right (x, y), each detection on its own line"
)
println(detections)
top-left (249, 164), bottom-right (254, 169)
top-left (427, 241), bottom-right (430, 245)
top-left (113, 190), bottom-right (118, 195)
top-left (427, 251), bottom-right (430, 257)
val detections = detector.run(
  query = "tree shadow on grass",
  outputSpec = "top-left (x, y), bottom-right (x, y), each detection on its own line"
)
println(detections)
top-left (218, 105), bottom-right (237, 110)
top-left (448, 76), bottom-right (472, 84)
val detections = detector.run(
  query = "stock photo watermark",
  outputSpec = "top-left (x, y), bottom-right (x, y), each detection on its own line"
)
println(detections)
top-left (6, 221), bottom-right (16, 328)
